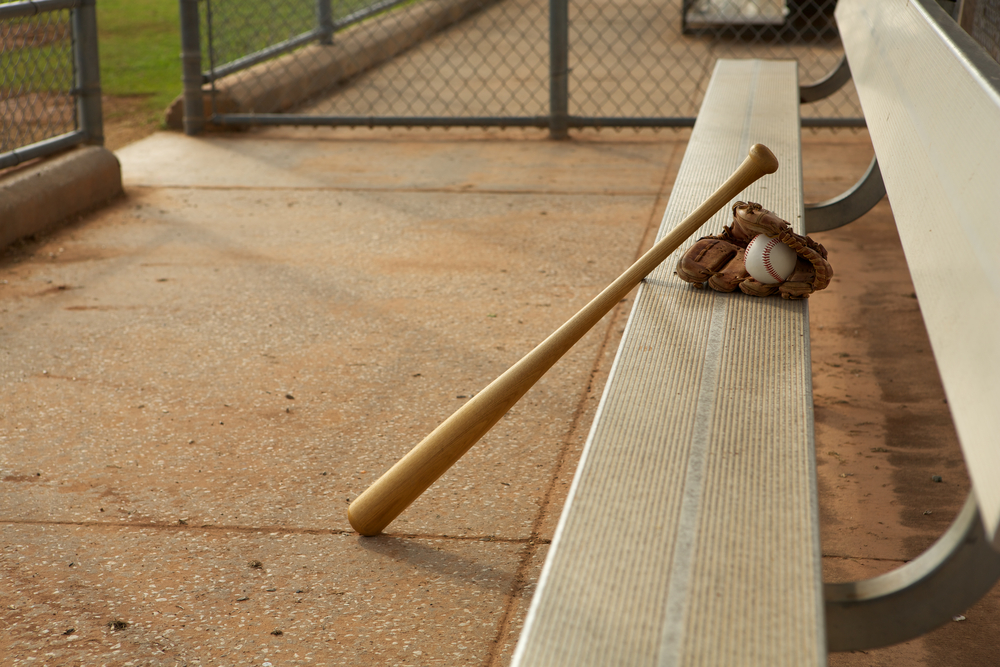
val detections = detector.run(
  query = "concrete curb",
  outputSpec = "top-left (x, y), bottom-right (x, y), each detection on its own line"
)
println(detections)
top-left (165, 0), bottom-right (494, 128)
top-left (0, 145), bottom-right (123, 251)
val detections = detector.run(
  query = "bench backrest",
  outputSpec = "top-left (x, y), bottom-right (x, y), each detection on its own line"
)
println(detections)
top-left (836, 0), bottom-right (1000, 548)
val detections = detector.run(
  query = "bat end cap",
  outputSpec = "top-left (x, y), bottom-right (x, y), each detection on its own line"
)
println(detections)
top-left (347, 503), bottom-right (385, 537)
top-left (749, 144), bottom-right (779, 174)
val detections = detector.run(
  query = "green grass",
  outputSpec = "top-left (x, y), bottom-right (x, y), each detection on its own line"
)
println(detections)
top-left (0, 43), bottom-right (76, 93)
top-left (96, 0), bottom-right (182, 118)
top-left (4, 0), bottom-right (403, 130)
top-left (206, 2), bottom-right (316, 66)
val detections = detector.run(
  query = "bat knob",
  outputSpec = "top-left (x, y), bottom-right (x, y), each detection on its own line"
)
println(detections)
top-left (749, 144), bottom-right (779, 175)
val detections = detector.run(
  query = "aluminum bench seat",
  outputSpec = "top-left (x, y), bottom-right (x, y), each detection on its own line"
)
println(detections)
top-left (511, 59), bottom-right (824, 666)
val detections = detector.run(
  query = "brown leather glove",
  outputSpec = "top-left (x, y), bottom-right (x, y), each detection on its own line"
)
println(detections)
top-left (676, 201), bottom-right (832, 300)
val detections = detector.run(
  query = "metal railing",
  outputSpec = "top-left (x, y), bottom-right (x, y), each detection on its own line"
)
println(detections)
top-left (0, 0), bottom-right (103, 170)
top-left (180, 0), bottom-right (863, 135)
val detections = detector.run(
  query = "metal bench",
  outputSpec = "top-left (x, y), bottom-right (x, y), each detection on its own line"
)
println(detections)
top-left (511, 0), bottom-right (1000, 663)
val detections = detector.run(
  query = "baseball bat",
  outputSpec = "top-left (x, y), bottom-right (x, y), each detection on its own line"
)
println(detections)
top-left (348, 143), bottom-right (779, 536)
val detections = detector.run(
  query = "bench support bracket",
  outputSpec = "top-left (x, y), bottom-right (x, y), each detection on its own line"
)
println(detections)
top-left (800, 56), bottom-right (853, 104)
top-left (825, 493), bottom-right (1000, 651)
top-left (804, 157), bottom-right (885, 233)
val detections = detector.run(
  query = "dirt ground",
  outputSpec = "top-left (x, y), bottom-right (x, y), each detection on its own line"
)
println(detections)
top-left (101, 96), bottom-right (167, 152)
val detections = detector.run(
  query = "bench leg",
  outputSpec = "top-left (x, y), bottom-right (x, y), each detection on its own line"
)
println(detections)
top-left (804, 157), bottom-right (885, 233)
top-left (825, 493), bottom-right (1000, 651)
top-left (800, 56), bottom-right (853, 104)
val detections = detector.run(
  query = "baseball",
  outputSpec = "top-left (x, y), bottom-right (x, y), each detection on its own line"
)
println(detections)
top-left (744, 234), bottom-right (797, 284)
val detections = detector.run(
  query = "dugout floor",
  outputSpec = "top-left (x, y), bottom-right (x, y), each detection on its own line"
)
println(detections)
top-left (1, 126), bottom-right (995, 666)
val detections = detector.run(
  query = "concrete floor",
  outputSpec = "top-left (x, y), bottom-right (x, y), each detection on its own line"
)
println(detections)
top-left (3, 124), bottom-right (997, 666)
top-left (1, 126), bottom-right (681, 666)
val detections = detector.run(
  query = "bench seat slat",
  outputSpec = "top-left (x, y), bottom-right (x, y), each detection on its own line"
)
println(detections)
top-left (512, 60), bottom-right (825, 667)
top-left (837, 0), bottom-right (1000, 549)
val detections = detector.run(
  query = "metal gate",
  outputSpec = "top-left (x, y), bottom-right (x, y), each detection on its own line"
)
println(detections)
top-left (0, 0), bottom-right (103, 169)
top-left (179, 0), bottom-right (860, 135)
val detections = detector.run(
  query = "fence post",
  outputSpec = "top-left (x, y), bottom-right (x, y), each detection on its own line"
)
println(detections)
top-left (549, 0), bottom-right (569, 139)
top-left (179, 0), bottom-right (205, 135)
top-left (317, 0), bottom-right (334, 45)
top-left (72, 0), bottom-right (104, 145)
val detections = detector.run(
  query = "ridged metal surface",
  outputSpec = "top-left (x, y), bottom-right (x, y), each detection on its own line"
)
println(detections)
top-left (512, 60), bottom-right (825, 667)
top-left (837, 0), bottom-right (1000, 551)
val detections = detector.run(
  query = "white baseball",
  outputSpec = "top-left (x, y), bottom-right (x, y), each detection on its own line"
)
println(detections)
top-left (744, 234), bottom-right (797, 284)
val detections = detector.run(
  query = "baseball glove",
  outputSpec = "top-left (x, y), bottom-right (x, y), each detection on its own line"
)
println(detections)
top-left (675, 201), bottom-right (833, 299)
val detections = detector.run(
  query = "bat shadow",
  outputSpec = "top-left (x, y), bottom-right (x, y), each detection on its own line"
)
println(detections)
top-left (355, 533), bottom-right (519, 593)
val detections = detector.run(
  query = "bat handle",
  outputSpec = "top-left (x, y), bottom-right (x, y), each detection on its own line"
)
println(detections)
top-left (348, 144), bottom-right (778, 536)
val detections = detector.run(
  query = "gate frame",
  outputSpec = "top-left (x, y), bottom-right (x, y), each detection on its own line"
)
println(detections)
top-left (0, 0), bottom-right (104, 169)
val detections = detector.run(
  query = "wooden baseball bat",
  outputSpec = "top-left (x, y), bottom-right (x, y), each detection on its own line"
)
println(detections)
top-left (348, 143), bottom-right (779, 536)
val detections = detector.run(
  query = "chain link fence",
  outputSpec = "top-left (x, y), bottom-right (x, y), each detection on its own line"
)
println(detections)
top-left (0, 0), bottom-right (103, 169)
top-left (181, 0), bottom-right (862, 133)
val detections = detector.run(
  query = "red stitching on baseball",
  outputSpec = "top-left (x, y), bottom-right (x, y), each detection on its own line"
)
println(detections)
top-left (762, 237), bottom-right (784, 283)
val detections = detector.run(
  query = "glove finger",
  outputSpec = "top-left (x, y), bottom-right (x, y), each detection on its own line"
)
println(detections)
top-left (779, 283), bottom-right (814, 299)
top-left (676, 238), bottom-right (740, 285)
top-left (777, 260), bottom-right (817, 298)
top-left (784, 255), bottom-right (832, 295)
top-left (734, 202), bottom-right (791, 238)
top-left (739, 277), bottom-right (780, 297)
top-left (707, 251), bottom-right (748, 292)
top-left (784, 258), bottom-right (814, 284)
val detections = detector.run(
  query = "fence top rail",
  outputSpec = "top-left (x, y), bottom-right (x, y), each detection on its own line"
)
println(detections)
top-left (0, 0), bottom-right (84, 20)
